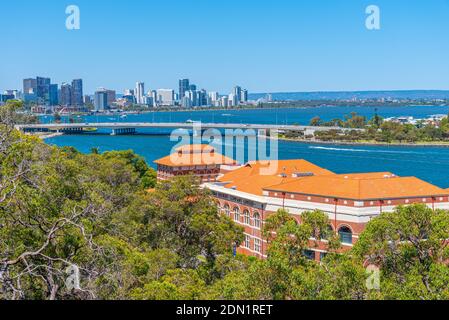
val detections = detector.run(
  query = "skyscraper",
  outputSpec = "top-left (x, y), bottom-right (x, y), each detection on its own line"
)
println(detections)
top-left (23, 78), bottom-right (37, 94)
top-left (233, 86), bottom-right (242, 103)
top-left (179, 79), bottom-right (190, 99)
top-left (36, 77), bottom-right (50, 104)
top-left (71, 79), bottom-right (83, 106)
top-left (241, 89), bottom-right (248, 103)
top-left (94, 90), bottom-right (109, 111)
top-left (157, 89), bottom-right (174, 106)
top-left (84, 95), bottom-right (92, 105)
top-left (105, 90), bottom-right (116, 106)
top-left (124, 89), bottom-right (135, 96)
top-left (136, 82), bottom-right (145, 104)
top-left (228, 93), bottom-right (238, 107)
top-left (60, 83), bottom-right (72, 106)
top-left (220, 96), bottom-right (229, 107)
top-left (49, 84), bottom-right (59, 106)
top-left (185, 90), bottom-right (197, 107)
top-left (199, 89), bottom-right (208, 106)
top-left (208, 92), bottom-right (219, 103)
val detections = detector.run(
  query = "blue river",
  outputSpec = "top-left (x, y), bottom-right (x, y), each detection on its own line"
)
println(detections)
top-left (44, 106), bottom-right (449, 188)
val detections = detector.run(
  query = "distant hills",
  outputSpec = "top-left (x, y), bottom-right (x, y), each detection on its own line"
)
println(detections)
top-left (249, 90), bottom-right (449, 101)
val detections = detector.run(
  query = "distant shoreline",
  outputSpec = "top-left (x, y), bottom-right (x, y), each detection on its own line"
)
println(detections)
top-left (277, 136), bottom-right (449, 148)
top-left (44, 103), bottom-right (449, 118)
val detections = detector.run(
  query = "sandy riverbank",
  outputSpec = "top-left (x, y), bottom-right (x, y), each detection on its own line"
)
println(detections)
top-left (27, 132), bottom-right (64, 140)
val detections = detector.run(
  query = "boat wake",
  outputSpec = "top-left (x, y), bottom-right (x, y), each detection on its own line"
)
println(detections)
top-left (308, 146), bottom-right (422, 155)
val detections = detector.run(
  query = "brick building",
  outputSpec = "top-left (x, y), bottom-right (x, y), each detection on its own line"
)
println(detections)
top-left (156, 146), bottom-right (449, 261)
top-left (154, 144), bottom-right (238, 182)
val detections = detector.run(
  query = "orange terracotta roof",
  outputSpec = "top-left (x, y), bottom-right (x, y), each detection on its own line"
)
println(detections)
top-left (224, 175), bottom-right (296, 196)
top-left (266, 174), bottom-right (448, 200)
top-left (218, 159), bottom-right (334, 195)
top-left (219, 159), bottom-right (334, 183)
top-left (154, 152), bottom-right (237, 167)
top-left (336, 172), bottom-right (396, 179)
top-left (176, 144), bottom-right (215, 153)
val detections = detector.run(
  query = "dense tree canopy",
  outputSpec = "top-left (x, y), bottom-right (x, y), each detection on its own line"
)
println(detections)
top-left (304, 112), bottom-right (449, 143)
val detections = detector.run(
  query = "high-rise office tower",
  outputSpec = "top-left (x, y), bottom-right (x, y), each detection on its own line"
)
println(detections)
top-left (208, 92), bottom-right (219, 103)
top-left (106, 90), bottom-right (116, 106)
top-left (157, 89), bottom-right (175, 106)
top-left (180, 96), bottom-right (192, 108)
top-left (49, 84), bottom-right (59, 106)
top-left (36, 77), bottom-right (51, 104)
top-left (179, 79), bottom-right (190, 99)
top-left (94, 90), bottom-right (109, 111)
top-left (124, 89), bottom-right (135, 96)
top-left (185, 90), bottom-right (197, 107)
top-left (23, 78), bottom-right (37, 94)
top-left (83, 95), bottom-right (92, 105)
top-left (136, 82), bottom-right (145, 104)
top-left (233, 86), bottom-right (242, 103)
top-left (199, 89), bottom-right (208, 106)
top-left (71, 79), bottom-right (83, 106)
top-left (60, 83), bottom-right (72, 106)
top-left (220, 96), bottom-right (229, 107)
top-left (228, 93), bottom-right (238, 107)
top-left (241, 89), bottom-right (248, 103)
top-left (150, 90), bottom-right (158, 106)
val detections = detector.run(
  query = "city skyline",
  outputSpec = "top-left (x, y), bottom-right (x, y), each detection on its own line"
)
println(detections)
top-left (1, 0), bottom-right (449, 93)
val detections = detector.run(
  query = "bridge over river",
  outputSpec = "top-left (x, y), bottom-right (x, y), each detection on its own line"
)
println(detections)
top-left (15, 122), bottom-right (358, 136)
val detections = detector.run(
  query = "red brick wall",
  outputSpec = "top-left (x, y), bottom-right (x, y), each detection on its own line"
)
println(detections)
top-left (215, 197), bottom-right (363, 260)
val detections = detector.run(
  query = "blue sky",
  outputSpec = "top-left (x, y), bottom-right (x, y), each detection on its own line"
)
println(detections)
top-left (1, 0), bottom-right (449, 94)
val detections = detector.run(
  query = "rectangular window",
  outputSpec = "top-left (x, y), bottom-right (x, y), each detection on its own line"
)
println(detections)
top-left (254, 238), bottom-right (261, 253)
top-left (303, 250), bottom-right (315, 261)
top-left (244, 235), bottom-right (250, 248)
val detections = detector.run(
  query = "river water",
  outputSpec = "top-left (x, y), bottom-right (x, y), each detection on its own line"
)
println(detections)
top-left (44, 106), bottom-right (449, 188)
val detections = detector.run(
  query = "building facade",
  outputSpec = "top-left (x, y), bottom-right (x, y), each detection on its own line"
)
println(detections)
top-left (94, 90), bottom-right (109, 111)
top-left (60, 83), bottom-right (72, 107)
top-left (71, 79), bottom-right (83, 106)
top-left (179, 79), bottom-right (190, 99)
top-left (136, 82), bottom-right (145, 105)
top-left (49, 84), bottom-right (59, 106)
top-left (157, 89), bottom-right (175, 106)
top-left (155, 146), bottom-right (449, 261)
top-left (23, 78), bottom-right (37, 95)
top-left (154, 144), bottom-right (238, 183)
top-left (205, 161), bottom-right (449, 260)
top-left (36, 77), bottom-right (50, 105)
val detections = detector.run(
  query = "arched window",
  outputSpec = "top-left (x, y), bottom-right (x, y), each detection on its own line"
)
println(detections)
top-left (243, 210), bottom-right (250, 225)
top-left (253, 212), bottom-right (261, 229)
top-left (233, 207), bottom-right (240, 222)
top-left (338, 226), bottom-right (353, 244)
top-left (224, 205), bottom-right (230, 217)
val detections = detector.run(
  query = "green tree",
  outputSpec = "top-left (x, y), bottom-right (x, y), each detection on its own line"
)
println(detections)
top-left (354, 204), bottom-right (449, 299)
